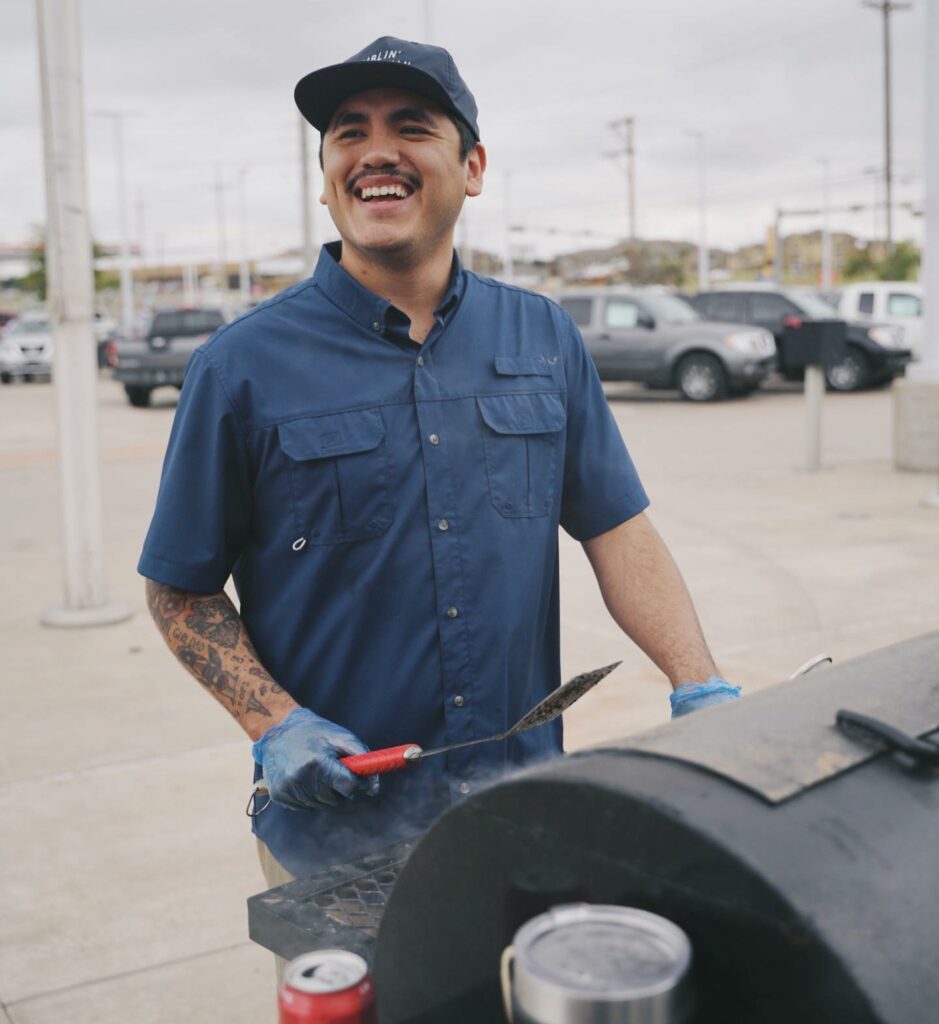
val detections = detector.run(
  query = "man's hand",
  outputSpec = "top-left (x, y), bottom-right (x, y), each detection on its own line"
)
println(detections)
top-left (669, 677), bottom-right (741, 719)
top-left (252, 708), bottom-right (380, 810)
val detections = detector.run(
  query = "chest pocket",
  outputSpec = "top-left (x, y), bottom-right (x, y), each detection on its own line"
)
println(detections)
top-left (278, 408), bottom-right (393, 547)
top-left (477, 392), bottom-right (566, 518)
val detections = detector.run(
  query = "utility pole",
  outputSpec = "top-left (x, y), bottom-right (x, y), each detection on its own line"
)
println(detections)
top-left (862, 1), bottom-right (912, 253)
top-left (238, 166), bottom-right (250, 305)
top-left (299, 113), bottom-right (315, 278)
top-left (689, 131), bottom-right (708, 291)
top-left (819, 158), bottom-right (833, 287)
top-left (607, 117), bottom-right (637, 241)
top-left (214, 166), bottom-right (228, 287)
top-left (92, 110), bottom-right (134, 334)
top-left (35, 0), bottom-right (130, 628)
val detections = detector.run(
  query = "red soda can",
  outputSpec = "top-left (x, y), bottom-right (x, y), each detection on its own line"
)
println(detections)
top-left (278, 950), bottom-right (377, 1024)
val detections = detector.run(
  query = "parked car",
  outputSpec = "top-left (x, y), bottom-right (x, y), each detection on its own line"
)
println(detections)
top-left (554, 288), bottom-right (775, 401)
top-left (829, 282), bottom-right (923, 359)
top-left (109, 306), bottom-right (227, 406)
top-left (689, 286), bottom-right (911, 391)
top-left (0, 311), bottom-right (54, 383)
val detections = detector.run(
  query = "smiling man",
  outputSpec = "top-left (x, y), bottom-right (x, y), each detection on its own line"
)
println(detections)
top-left (139, 37), bottom-right (739, 894)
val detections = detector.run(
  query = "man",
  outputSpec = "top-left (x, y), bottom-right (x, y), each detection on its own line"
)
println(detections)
top-left (140, 36), bottom-right (739, 887)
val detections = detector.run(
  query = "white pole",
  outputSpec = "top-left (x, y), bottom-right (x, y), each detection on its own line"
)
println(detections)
top-left (820, 157), bottom-right (833, 288)
top-left (36, 0), bottom-right (131, 627)
top-left (238, 166), bottom-right (250, 305)
top-left (804, 364), bottom-right (824, 471)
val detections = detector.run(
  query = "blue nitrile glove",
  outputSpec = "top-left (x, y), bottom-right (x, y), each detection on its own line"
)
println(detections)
top-left (252, 707), bottom-right (379, 811)
top-left (670, 676), bottom-right (741, 719)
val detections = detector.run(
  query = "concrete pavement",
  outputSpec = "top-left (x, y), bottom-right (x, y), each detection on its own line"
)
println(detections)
top-left (1, 374), bottom-right (936, 1023)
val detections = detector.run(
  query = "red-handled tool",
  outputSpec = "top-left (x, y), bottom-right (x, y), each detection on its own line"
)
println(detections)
top-left (247, 661), bottom-right (620, 816)
top-left (339, 660), bottom-right (621, 776)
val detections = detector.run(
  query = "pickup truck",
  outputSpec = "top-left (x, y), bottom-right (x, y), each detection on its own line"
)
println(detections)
top-left (830, 282), bottom-right (923, 359)
top-left (109, 307), bottom-right (227, 406)
top-left (555, 288), bottom-right (776, 401)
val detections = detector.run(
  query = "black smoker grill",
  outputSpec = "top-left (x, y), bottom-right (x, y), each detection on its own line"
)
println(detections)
top-left (248, 632), bottom-right (939, 1023)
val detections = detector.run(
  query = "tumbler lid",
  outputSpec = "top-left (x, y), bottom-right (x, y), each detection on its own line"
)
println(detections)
top-left (512, 904), bottom-right (692, 1023)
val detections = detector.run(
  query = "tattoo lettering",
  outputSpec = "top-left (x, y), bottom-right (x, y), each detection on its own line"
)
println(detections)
top-left (185, 596), bottom-right (240, 649)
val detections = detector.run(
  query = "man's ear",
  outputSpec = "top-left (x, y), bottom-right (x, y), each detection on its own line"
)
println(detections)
top-left (465, 143), bottom-right (487, 198)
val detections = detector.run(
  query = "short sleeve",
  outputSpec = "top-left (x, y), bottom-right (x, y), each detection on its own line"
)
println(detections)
top-left (138, 350), bottom-right (252, 592)
top-left (556, 310), bottom-right (649, 541)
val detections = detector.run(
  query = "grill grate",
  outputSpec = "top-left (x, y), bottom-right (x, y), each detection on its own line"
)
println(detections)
top-left (248, 837), bottom-right (416, 963)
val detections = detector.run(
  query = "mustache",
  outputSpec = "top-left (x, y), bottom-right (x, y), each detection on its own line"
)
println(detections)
top-left (346, 167), bottom-right (421, 193)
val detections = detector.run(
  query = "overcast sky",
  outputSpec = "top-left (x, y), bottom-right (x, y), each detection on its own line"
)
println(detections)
top-left (0, 0), bottom-right (928, 265)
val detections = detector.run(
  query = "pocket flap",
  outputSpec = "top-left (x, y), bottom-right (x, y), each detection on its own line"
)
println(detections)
top-left (278, 408), bottom-right (386, 460)
top-left (477, 392), bottom-right (566, 435)
top-left (495, 356), bottom-right (555, 377)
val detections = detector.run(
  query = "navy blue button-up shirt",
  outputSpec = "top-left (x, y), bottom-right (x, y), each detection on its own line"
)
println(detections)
top-left (139, 243), bottom-right (648, 876)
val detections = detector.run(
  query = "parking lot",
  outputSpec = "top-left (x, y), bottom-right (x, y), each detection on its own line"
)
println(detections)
top-left (1, 373), bottom-right (937, 1023)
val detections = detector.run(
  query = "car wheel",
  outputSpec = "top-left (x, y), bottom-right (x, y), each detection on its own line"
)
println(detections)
top-left (825, 349), bottom-right (870, 392)
top-left (676, 353), bottom-right (728, 402)
top-left (125, 385), bottom-right (152, 408)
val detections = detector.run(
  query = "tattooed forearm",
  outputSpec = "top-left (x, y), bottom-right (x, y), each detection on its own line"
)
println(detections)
top-left (144, 579), bottom-right (296, 738)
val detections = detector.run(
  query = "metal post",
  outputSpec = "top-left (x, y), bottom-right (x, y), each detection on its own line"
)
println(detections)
top-left (804, 365), bottom-right (825, 472)
top-left (36, 0), bottom-right (131, 627)
top-left (299, 113), bottom-right (315, 278)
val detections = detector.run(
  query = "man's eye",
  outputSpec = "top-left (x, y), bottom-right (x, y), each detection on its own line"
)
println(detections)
top-left (401, 126), bottom-right (429, 135)
top-left (337, 129), bottom-right (364, 139)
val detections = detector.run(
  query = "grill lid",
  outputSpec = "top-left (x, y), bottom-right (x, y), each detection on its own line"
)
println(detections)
top-left (598, 631), bottom-right (939, 803)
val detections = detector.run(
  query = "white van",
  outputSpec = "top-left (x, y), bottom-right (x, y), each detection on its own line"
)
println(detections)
top-left (834, 282), bottom-right (923, 358)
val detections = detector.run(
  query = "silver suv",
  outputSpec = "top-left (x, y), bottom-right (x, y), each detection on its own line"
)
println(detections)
top-left (556, 288), bottom-right (776, 401)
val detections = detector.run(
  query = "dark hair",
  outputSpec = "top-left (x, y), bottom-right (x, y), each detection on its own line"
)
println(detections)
top-left (317, 112), bottom-right (478, 169)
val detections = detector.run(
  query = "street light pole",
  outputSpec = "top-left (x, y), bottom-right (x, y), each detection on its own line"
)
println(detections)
top-left (862, 0), bottom-right (912, 253)
top-left (35, 0), bottom-right (131, 627)
top-left (92, 111), bottom-right (134, 334)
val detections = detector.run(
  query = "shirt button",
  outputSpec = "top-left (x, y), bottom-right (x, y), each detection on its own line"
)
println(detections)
top-left (458, 782), bottom-right (471, 795)
top-left (417, 355), bottom-right (425, 367)
top-left (446, 606), bottom-right (459, 619)
top-left (429, 433), bottom-right (440, 445)
top-left (453, 694), bottom-right (465, 707)
top-left (438, 518), bottom-right (449, 531)
top-left (372, 321), bottom-right (381, 331)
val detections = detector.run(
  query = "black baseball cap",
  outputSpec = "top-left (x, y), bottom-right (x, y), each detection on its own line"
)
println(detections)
top-left (295, 36), bottom-right (480, 141)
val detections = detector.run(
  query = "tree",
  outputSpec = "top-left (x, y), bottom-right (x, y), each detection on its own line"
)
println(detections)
top-left (19, 227), bottom-right (116, 298)
top-left (878, 241), bottom-right (919, 282)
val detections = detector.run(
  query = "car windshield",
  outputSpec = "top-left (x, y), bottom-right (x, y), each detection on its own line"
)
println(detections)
top-left (786, 289), bottom-right (839, 318)
top-left (11, 319), bottom-right (50, 335)
top-left (149, 310), bottom-right (225, 337)
top-left (639, 294), bottom-right (700, 323)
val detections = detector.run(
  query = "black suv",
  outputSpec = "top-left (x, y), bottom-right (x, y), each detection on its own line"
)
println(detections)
top-left (689, 287), bottom-right (911, 391)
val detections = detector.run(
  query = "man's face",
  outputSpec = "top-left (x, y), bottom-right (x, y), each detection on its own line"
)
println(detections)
top-left (320, 87), bottom-right (485, 267)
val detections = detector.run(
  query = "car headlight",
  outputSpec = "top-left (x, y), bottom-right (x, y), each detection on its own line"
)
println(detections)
top-left (725, 330), bottom-right (776, 356)
top-left (868, 326), bottom-right (905, 349)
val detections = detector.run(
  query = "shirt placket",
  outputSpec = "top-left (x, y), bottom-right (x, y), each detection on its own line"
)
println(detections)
top-left (412, 339), bottom-right (480, 801)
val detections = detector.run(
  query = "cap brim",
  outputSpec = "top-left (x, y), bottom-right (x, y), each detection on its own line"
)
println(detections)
top-left (295, 62), bottom-right (477, 139)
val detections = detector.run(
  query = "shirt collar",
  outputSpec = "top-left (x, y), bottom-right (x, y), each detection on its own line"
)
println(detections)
top-left (312, 241), bottom-right (465, 335)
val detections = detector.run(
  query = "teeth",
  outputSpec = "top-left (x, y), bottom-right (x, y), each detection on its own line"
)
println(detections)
top-left (359, 184), bottom-right (411, 200)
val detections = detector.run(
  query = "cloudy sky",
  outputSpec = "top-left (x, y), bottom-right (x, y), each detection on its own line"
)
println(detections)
top-left (1, 0), bottom-right (928, 265)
